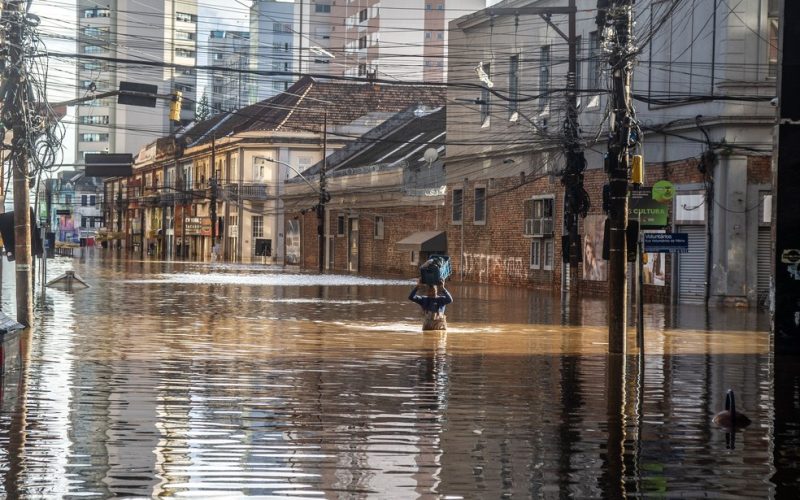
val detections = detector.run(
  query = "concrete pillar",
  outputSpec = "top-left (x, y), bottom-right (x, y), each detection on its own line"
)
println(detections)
top-left (710, 155), bottom-right (748, 306)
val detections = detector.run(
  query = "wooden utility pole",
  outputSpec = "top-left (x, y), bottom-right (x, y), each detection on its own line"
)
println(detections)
top-left (601, 0), bottom-right (636, 353)
top-left (317, 112), bottom-right (327, 273)
top-left (210, 135), bottom-right (217, 259)
top-left (3, 0), bottom-right (34, 326)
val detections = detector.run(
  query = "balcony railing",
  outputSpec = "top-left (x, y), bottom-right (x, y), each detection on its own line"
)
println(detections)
top-left (222, 183), bottom-right (271, 201)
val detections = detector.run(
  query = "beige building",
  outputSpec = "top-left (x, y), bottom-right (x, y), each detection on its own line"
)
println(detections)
top-left (296, 0), bottom-right (486, 82)
top-left (75, 1), bottom-right (198, 161)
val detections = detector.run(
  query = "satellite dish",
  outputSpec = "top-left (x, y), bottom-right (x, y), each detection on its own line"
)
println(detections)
top-left (423, 147), bottom-right (439, 167)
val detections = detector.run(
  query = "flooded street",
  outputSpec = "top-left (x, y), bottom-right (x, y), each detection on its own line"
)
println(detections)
top-left (0, 253), bottom-right (794, 497)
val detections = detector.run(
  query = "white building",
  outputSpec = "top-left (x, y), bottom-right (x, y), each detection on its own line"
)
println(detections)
top-left (75, 0), bottom-right (198, 160)
top-left (207, 30), bottom-right (251, 113)
top-left (249, 0), bottom-right (297, 103)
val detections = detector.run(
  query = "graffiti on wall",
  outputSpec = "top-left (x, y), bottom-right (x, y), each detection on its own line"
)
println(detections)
top-left (462, 253), bottom-right (526, 282)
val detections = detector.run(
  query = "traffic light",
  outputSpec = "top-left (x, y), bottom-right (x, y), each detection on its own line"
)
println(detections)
top-left (169, 91), bottom-right (183, 122)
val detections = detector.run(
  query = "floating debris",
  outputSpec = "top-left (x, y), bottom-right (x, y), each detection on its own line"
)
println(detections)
top-left (45, 270), bottom-right (90, 290)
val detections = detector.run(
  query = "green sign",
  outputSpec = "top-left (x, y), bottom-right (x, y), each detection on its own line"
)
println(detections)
top-left (629, 187), bottom-right (669, 228)
top-left (652, 180), bottom-right (675, 203)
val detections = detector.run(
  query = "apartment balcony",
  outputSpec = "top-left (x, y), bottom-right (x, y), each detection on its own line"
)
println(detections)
top-left (222, 183), bottom-right (271, 201)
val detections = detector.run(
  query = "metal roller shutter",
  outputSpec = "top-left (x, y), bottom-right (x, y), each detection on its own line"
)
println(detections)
top-left (678, 225), bottom-right (707, 304)
top-left (757, 227), bottom-right (771, 308)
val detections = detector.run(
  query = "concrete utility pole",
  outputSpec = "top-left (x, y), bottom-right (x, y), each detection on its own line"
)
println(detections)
top-left (210, 135), bottom-right (218, 258)
top-left (600, 0), bottom-right (636, 353)
top-left (2, 0), bottom-right (34, 326)
top-left (773, 0), bottom-right (800, 353)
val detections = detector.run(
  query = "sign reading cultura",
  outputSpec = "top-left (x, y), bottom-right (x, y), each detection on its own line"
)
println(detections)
top-left (629, 181), bottom-right (673, 228)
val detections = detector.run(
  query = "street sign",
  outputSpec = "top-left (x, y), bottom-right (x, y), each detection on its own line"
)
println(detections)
top-left (644, 233), bottom-right (689, 253)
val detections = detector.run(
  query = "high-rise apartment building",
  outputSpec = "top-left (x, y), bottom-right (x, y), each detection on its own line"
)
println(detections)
top-left (308, 0), bottom-right (485, 82)
top-left (249, 0), bottom-right (296, 103)
top-left (75, 1), bottom-right (197, 160)
top-left (208, 31), bottom-right (251, 114)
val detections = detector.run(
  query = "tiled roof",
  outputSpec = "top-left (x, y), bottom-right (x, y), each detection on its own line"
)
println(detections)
top-left (300, 106), bottom-right (446, 178)
top-left (239, 76), bottom-right (446, 134)
top-left (184, 76), bottom-right (445, 148)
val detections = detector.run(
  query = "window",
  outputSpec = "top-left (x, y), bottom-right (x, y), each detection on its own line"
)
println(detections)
top-left (175, 84), bottom-right (194, 93)
top-left (480, 63), bottom-right (491, 124)
top-left (81, 218), bottom-right (87, 229)
top-left (452, 188), bottom-right (463, 223)
top-left (426, 3), bottom-right (432, 9)
top-left (588, 31), bottom-right (600, 91)
top-left (79, 115), bottom-right (109, 125)
top-left (65, 195), bottom-right (72, 204)
top-left (768, 0), bottom-right (779, 77)
top-left (252, 216), bottom-right (264, 238)
top-left (425, 31), bottom-right (432, 39)
top-left (374, 216), bottom-right (384, 239)
top-left (81, 195), bottom-right (88, 206)
top-left (509, 55), bottom-right (519, 117)
top-left (90, 195), bottom-right (96, 206)
top-left (175, 31), bottom-right (195, 41)
top-left (539, 45), bottom-right (550, 110)
top-left (337, 215), bottom-right (345, 236)
top-left (80, 133), bottom-right (109, 142)
top-left (523, 197), bottom-right (554, 236)
top-left (410, 251), bottom-right (419, 265)
top-left (82, 27), bottom-right (108, 38)
top-left (84, 8), bottom-right (110, 18)
top-left (530, 239), bottom-right (541, 269)
top-left (81, 62), bottom-right (103, 71)
top-left (175, 48), bottom-right (195, 58)
top-left (437, 32), bottom-right (444, 40)
top-left (543, 239), bottom-right (554, 270)
top-left (359, 9), bottom-right (368, 22)
top-left (315, 3), bottom-right (331, 13)
top-left (474, 187), bottom-right (486, 223)
top-left (176, 12), bottom-right (196, 23)
top-left (359, 35), bottom-right (367, 49)
top-left (84, 45), bottom-right (104, 54)
top-left (358, 63), bottom-right (367, 76)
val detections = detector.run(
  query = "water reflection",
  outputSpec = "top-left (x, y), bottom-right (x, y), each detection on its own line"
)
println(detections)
top-left (0, 254), bottom-right (792, 497)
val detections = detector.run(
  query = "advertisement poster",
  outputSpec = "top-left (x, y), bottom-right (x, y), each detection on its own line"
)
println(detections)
top-left (285, 219), bottom-right (301, 265)
top-left (643, 251), bottom-right (666, 286)
top-left (583, 214), bottom-right (607, 281)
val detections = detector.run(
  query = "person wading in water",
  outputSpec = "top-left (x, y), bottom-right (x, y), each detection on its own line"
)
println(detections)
top-left (408, 279), bottom-right (452, 331)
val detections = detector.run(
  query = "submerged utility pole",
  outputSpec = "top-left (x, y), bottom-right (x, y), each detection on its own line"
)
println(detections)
top-left (317, 112), bottom-right (328, 273)
top-left (599, 0), bottom-right (637, 353)
top-left (562, 0), bottom-right (587, 300)
top-left (2, 0), bottom-right (34, 326)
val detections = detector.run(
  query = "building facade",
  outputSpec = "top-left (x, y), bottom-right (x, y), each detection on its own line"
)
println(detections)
top-left (104, 77), bottom-right (445, 263)
top-left (443, 0), bottom-right (776, 307)
top-left (249, 0), bottom-right (297, 103)
top-left (75, 0), bottom-right (197, 160)
top-left (207, 30), bottom-right (251, 114)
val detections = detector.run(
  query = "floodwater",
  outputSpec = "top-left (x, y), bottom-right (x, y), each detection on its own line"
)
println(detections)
top-left (0, 251), bottom-right (795, 498)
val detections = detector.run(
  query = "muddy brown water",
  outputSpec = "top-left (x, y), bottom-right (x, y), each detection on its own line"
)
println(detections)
top-left (0, 252), bottom-right (794, 498)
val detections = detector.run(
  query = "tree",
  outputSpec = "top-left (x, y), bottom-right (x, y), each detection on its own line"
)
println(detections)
top-left (196, 93), bottom-right (211, 121)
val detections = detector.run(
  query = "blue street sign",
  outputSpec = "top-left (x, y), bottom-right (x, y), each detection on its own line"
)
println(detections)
top-left (644, 233), bottom-right (689, 253)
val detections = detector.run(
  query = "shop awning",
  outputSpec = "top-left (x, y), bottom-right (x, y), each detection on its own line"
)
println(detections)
top-left (396, 231), bottom-right (447, 252)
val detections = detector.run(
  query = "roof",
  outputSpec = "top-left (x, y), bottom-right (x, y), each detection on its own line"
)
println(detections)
top-left (298, 106), bottom-right (446, 178)
top-left (183, 76), bottom-right (445, 150)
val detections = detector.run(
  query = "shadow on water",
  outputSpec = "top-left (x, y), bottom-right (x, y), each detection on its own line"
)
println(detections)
top-left (0, 253), bottom-right (793, 497)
